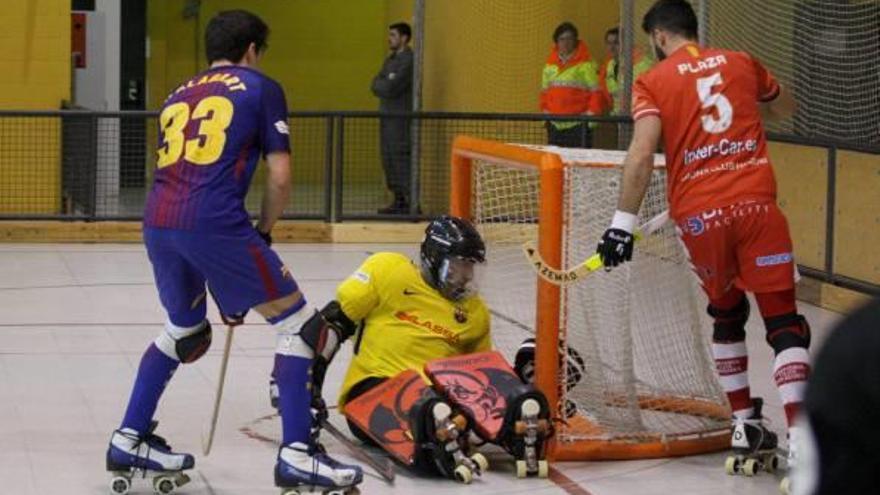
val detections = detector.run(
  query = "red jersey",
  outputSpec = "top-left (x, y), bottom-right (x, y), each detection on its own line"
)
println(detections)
top-left (632, 43), bottom-right (781, 219)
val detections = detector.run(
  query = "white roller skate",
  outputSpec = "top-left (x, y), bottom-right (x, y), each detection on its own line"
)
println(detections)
top-left (106, 424), bottom-right (194, 494)
top-left (779, 426), bottom-right (802, 494)
top-left (724, 398), bottom-right (780, 477)
top-left (275, 441), bottom-right (363, 494)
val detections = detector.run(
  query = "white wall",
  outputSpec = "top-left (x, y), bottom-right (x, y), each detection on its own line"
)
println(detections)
top-left (72, 0), bottom-right (120, 110)
top-left (73, 1), bottom-right (122, 214)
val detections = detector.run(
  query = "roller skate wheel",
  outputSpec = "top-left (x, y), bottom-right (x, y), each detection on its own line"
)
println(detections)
top-left (451, 415), bottom-right (468, 430)
top-left (153, 475), bottom-right (178, 494)
top-left (765, 454), bottom-right (779, 473)
top-left (470, 452), bottom-right (489, 473)
top-left (521, 398), bottom-right (541, 417)
top-left (724, 456), bottom-right (738, 475)
top-left (454, 465), bottom-right (473, 484)
top-left (109, 475), bottom-right (131, 495)
top-left (432, 402), bottom-right (452, 422)
top-left (515, 459), bottom-right (528, 478)
top-left (538, 460), bottom-right (549, 478)
top-left (742, 458), bottom-right (758, 477)
top-left (779, 477), bottom-right (791, 495)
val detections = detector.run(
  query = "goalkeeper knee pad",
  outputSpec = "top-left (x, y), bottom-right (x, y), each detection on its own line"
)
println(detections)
top-left (299, 301), bottom-right (357, 363)
top-left (155, 320), bottom-right (212, 363)
top-left (514, 337), bottom-right (585, 392)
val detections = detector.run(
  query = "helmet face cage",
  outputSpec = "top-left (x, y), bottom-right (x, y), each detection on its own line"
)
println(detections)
top-left (420, 216), bottom-right (486, 301)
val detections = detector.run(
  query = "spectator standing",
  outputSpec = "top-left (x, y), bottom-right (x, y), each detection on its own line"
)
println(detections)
top-left (598, 27), bottom-right (654, 115)
top-left (540, 22), bottom-right (603, 148)
top-left (372, 22), bottom-right (414, 214)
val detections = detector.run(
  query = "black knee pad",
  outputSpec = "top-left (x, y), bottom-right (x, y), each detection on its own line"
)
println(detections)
top-left (514, 338), bottom-right (586, 392)
top-left (765, 313), bottom-right (811, 354)
top-left (708, 296), bottom-right (750, 342)
top-left (300, 301), bottom-right (357, 362)
top-left (176, 321), bottom-right (212, 363)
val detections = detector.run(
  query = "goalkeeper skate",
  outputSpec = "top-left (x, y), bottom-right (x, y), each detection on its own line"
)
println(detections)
top-left (724, 398), bottom-right (782, 477)
top-left (426, 351), bottom-right (552, 478)
top-left (343, 369), bottom-right (487, 484)
top-left (106, 421), bottom-right (194, 495)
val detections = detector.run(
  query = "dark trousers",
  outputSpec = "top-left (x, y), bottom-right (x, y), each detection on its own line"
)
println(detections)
top-left (379, 117), bottom-right (412, 200)
top-left (547, 122), bottom-right (593, 148)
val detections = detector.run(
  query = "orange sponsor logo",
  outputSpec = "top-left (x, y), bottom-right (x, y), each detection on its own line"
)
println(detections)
top-left (394, 311), bottom-right (460, 345)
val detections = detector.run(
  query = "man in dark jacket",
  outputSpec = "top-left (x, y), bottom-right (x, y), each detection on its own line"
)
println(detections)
top-left (372, 22), bottom-right (414, 214)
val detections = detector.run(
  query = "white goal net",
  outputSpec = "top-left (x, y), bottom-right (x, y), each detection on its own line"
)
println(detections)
top-left (461, 141), bottom-right (730, 458)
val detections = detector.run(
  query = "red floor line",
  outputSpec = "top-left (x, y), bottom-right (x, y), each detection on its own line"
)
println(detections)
top-left (549, 465), bottom-right (596, 495)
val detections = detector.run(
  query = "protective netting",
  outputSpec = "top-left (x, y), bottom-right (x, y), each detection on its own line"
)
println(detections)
top-left (627, 0), bottom-right (880, 146)
top-left (706, 0), bottom-right (880, 144)
top-left (473, 145), bottom-right (730, 450)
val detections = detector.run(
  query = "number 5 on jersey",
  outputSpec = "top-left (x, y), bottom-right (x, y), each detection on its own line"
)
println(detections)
top-left (696, 72), bottom-right (733, 134)
top-left (157, 96), bottom-right (234, 168)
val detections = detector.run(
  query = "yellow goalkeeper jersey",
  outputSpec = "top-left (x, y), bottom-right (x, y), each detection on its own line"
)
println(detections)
top-left (337, 252), bottom-right (491, 406)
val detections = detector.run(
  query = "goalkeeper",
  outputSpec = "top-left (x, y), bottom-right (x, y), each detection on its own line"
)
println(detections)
top-left (337, 216), bottom-right (491, 475)
top-left (273, 216), bottom-right (491, 480)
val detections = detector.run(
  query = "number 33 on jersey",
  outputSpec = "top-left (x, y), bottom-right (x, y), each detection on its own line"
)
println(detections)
top-left (144, 66), bottom-right (291, 231)
top-left (631, 43), bottom-right (781, 220)
top-left (157, 96), bottom-right (234, 168)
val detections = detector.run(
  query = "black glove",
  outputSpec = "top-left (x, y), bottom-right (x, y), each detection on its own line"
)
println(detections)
top-left (256, 228), bottom-right (272, 246)
top-left (597, 228), bottom-right (634, 269)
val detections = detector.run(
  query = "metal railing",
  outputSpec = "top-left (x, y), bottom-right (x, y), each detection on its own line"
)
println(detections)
top-left (0, 109), bottom-right (876, 295)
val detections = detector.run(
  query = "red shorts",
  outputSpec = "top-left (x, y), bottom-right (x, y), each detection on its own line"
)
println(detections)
top-left (676, 201), bottom-right (797, 300)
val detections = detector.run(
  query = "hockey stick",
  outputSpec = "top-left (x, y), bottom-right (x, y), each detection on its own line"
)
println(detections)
top-left (201, 323), bottom-right (235, 456)
top-left (522, 210), bottom-right (670, 286)
top-left (320, 417), bottom-right (396, 483)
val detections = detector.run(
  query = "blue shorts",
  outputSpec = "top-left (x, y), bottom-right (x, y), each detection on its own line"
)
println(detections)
top-left (144, 227), bottom-right (303, 326)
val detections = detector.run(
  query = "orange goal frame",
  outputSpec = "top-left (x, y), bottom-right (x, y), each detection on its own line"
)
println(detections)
top-left (450, 135), bottom-right (731, 461)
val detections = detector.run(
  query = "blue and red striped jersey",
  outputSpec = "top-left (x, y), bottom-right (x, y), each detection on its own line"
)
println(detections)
top-left (144, 65), bottom-right (290, 231)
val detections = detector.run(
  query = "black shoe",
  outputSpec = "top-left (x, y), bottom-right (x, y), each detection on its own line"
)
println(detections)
top-left (378, 196), bottom-right (409, 214)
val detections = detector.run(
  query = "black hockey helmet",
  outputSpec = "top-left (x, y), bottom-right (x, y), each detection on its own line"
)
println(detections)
top-left (420, 216), bottom-right (486, 300)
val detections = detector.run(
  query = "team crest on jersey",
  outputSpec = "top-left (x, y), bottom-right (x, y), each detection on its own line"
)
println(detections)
top-left (454, 306), bottom-right (468, 324)
top-left (274, 120), bottom-right (290, 135)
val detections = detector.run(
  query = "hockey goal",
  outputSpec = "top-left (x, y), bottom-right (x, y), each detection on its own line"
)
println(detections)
top-left (450, 135), bottom-right (731, 461)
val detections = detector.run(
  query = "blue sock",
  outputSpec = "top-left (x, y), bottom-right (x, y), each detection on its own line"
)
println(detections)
top-left (275, 353), bottom-right (313, 445)
top-left (121, 343), bottom-right (179, 433)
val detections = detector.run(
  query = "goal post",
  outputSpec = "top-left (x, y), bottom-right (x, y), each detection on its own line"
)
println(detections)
top-left (450, 135), bottom-right (731, 461)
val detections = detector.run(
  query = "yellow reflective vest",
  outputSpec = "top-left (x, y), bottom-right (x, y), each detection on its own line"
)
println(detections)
top-left (540, 41), bottom-right (603, 130)
top-left (599, 48), bottom-right (654, 115)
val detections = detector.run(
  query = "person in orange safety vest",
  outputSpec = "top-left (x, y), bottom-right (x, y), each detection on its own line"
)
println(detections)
top-left (540, 22), bottom-right (603, 148)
